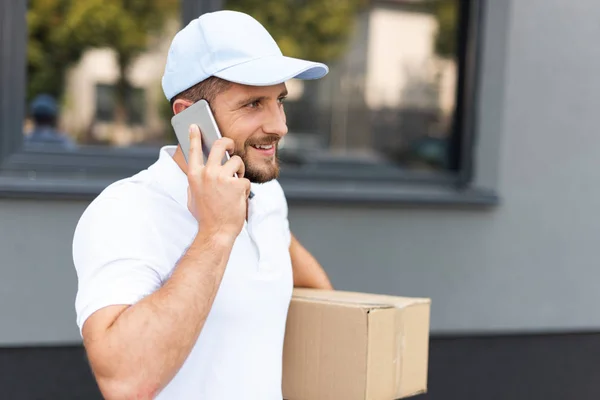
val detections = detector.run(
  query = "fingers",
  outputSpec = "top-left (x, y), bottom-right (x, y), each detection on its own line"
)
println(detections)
top-left (188, 124), bottom-right (204, 171)
top-left (222, 155), bottom-right (245, 178)
top-left (207, 137), bottom-right (235, 167)
top-left (242, 178), bottom-right (251, 196)
top-left (239, 178), bottom-right (252, 198)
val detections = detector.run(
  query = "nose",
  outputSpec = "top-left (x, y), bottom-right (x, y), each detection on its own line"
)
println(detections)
top-left (262, 102), bottom-right (288, 138)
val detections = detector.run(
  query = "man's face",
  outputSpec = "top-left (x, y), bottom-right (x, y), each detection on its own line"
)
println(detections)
top-left (211, 83), bottom-right (288, 183)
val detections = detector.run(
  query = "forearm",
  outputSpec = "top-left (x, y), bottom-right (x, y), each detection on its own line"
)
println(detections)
top-left (90, 231), bottom-right (234, 399)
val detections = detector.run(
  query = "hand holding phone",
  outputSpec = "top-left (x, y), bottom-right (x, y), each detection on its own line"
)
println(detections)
top-left (186, 124), bottom-right (251, 239)
top-left (171, 99), bottom-right (254, 198)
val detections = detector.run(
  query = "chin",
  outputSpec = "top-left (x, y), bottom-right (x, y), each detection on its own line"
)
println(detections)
top-left (241, 153), bottom-right (280, 183)
top-left (245, 163), bottom-right (280, 184)
top-left (246, 170), bottom-right (279, 184)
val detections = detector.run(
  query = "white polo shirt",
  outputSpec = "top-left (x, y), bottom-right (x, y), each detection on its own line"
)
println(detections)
top-left (72, 146), bottom-right (293, 399)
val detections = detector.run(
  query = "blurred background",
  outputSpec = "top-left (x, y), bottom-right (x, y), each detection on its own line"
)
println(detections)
top-left (1, 0), bottom-right (599, 399)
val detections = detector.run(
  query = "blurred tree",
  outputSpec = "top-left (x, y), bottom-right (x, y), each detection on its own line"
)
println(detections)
top-left (27, 0), bottom-right (81, 102)
top-left (429, 0), bottom-right (458, 59)
top-left (226, 0), bottom-right (367, 133)
top-left (226, 0), bottom-right (367, 63)
top-left (27, 0), bottom-right (178, 126)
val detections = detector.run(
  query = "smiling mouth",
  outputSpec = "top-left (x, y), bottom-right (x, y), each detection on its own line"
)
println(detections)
top-left (251, 144), bottom-right (275, 150)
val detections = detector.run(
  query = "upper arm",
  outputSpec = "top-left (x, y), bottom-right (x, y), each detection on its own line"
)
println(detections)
top-left (73, 194), bottom-right (164, 335)
top-left (289, 233), bottom-right (306, 270)
top-left (289, 233), bottom-right (333, 289)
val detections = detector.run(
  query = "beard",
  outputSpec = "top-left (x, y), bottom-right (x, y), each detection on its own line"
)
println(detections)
top-left (233, 134), bottom-right (281, 184)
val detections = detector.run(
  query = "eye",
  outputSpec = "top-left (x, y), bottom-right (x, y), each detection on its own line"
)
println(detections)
top-left (277, 96), bottom-right (287, 105)
top-left (246, 100), bottom-right (260, 109)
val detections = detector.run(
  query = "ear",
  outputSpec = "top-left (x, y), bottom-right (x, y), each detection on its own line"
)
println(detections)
top-left (172, 99), bottom-right (193, 115)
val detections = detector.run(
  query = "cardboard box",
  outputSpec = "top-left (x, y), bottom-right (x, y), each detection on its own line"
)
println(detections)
top-left (282, 288), bottom-right (431, 400)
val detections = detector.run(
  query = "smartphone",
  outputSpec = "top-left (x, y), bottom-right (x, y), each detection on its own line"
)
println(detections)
top-left (171, 99), bottom-right (228, 165)
top-left (171, 99), bottom-right (254, 199)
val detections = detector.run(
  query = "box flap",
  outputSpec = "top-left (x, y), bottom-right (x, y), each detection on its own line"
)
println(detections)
top-left (293, 288), bottom-right (430, 309)
top-left (292, 296), bottom-right (392, 310)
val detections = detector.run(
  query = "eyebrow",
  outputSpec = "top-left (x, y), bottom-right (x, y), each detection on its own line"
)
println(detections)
top-left (234, 88), bottom-right (289, 108)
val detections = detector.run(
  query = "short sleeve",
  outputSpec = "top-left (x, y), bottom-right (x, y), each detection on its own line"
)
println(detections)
top-left (72, 194), bottom-right (164, 335)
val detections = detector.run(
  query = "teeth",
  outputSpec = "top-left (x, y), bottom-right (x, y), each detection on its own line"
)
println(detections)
top-left (254, 144), bottom-right (273, 150)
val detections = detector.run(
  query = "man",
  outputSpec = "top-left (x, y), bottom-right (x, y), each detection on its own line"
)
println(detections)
top-left (25, 94), bottom-right (75, 149)
top-left (72, 10), bottom-right (333, 400)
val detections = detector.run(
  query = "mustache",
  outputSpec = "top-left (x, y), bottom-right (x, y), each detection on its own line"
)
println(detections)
top-left (245, 134), bottom-right (280, 147)
top-left (231, 134), bottom-right (280, 158)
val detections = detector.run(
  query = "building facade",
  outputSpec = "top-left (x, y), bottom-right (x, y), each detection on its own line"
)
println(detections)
top-left (1, 0), bottom-right (599, 399)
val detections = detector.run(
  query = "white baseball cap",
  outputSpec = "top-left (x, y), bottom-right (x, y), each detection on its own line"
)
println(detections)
top-left (161, 10), bottom-right (329, 101)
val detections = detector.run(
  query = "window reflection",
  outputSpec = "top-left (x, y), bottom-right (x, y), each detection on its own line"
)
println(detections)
top-left (225, 0), bottom-right (459, 173)
top-left (25, 0), bottom-right (181, 149)
top-left (23, 0), bottom-right (461, 175)
top-left (24, 94), bottom-right (76, 150)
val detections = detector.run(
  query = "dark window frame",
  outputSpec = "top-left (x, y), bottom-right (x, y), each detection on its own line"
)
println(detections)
top-left (0, 0), bottom-right (498, 206)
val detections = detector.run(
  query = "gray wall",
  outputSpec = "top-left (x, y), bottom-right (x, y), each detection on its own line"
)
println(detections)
top-left (2, 0), bottom-right (600, 345)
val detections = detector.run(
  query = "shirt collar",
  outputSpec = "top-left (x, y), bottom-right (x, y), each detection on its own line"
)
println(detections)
top-left (149, 145), bottom-right (189, 209)
top-left (149, 145), bottom-right (267, 213)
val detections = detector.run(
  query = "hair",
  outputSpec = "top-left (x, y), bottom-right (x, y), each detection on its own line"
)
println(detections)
top-left (170, 76), bottom-right (232, 112)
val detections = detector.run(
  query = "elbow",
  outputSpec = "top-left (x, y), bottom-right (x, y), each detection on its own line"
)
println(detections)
top-left (96, 376), bottom-right (161, 400)
top-left (85, 345), bottom-right (162, 399)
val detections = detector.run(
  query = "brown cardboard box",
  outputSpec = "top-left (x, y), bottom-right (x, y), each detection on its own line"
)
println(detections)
top-left (282, 288), bottom-right (431, 400)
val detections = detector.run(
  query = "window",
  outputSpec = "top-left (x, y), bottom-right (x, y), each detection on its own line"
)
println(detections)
top-left (225, 0), bottom-right (471, 180)
top-left (23, 0), bottom-right (180, 151)
top-left (0, 0), bottom-right (492, 204)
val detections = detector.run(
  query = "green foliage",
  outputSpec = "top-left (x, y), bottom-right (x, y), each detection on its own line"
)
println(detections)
top-left (27, 0), bottom-right (178, 103)
top-left (27, 0), bottom-right (81, 101)
top-left (428, 0), bottom-right (458, 59)
top-left (28, 0), bottom-right (365, 105)
top-left (60, 0), bottom-right (178, 65)
top-left (226, 0), bottom-right (367, 62)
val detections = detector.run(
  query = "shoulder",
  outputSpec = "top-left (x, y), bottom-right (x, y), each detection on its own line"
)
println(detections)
top-left (72, 172), bottom-right (166, 264)
top-left (76, 173), bottom-right (154, 227)
top-left (72, 173), bottom-right (171, 331)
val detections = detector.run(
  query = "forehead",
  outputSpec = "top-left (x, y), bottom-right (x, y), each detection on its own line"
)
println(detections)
top-left (220, 82), bottom-right (287, 100)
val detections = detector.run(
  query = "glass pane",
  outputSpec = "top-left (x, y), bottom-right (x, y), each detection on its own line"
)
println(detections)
top-left (225, 0), bottom-right (460, 173)
top-left (24, 0), bottom-right (181, 150)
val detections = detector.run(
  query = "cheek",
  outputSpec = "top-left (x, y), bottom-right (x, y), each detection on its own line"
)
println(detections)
top-left (220, 116), bottom-right (256, 147)
top-left (236, 117), bottom-right (263, 145)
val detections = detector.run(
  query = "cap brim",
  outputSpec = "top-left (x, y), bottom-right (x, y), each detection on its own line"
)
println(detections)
top-left (213, 55), bottom-right (328, 86)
